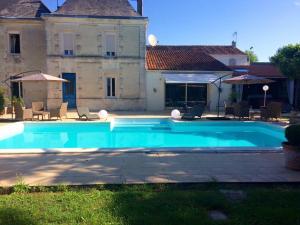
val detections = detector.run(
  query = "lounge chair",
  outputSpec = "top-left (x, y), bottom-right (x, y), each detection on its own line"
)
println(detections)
top-left (77, 107), bottom-right (99, 120)
top-left (50, 102), bottom-right (68, 120)
top-left (260, 102), bottom-right (282, 121)
top-left (181, 104), bottom-right (205, 120)
top-left (233, 101), bottom-right (250, 120)
top-left (14, 102), bottom-right (32, 121)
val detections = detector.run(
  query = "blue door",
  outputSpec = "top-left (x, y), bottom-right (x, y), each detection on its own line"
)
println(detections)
top-left (62, 73), bottom-right (76, 108)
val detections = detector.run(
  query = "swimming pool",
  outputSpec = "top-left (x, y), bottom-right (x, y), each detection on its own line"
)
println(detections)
top-left (0, 119), bottom-right (285, 153)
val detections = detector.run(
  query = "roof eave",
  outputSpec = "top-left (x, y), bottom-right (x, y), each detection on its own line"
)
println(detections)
top-left (0, 16), bottom-right (42, 20)
top-left (146, 68), bottom-right (233, 72)
top-left (43, 13), bottom-right (148, 20)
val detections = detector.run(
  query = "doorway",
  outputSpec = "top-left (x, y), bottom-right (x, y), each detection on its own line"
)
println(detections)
top-left (62, 73), bottom-right (76, 108)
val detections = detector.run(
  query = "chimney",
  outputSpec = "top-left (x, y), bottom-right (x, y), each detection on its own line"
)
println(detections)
top-left (137, 0), bottom-right (143, 16)
top-left (232, 41), bottom-right (237, 48)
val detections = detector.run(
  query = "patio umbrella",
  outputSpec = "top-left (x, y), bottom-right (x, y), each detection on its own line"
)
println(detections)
top-left (10, 73), bottom-right (68, 83)
top-left (10, 73), bottom-right (69, 111)
top-left (223, 74), bottom-right (276, 109)
top-left (223, 74), bottom-right (274, 85)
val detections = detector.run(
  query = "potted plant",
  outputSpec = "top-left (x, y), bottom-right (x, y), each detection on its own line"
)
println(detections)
top-left (283, 124), bottom-right (300, 170)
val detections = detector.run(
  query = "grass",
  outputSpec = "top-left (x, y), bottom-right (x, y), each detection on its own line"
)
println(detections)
top-left (0, 184), bottom-right (300, 225)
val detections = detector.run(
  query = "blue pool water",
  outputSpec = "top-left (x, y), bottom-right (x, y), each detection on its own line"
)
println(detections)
top-left (0, 119), bottom-right (285, 150)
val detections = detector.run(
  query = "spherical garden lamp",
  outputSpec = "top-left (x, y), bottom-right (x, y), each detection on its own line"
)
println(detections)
top-left (171, 109), bottom-right (181, 119)
top-left (263, 85), bottom-right (269, 107)
top-left (98, 110), bottom-right (108, 120)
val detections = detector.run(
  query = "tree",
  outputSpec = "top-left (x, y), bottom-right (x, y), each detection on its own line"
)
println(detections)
top-left (270, 44), bottom-right (300, 108)
top-left (245, 50), bottom-right (258, 63)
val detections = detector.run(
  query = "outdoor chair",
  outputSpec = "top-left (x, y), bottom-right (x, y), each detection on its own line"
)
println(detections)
top-left (181, 104), bottom-right (205, 120)
top-left (289, 111), bottom-right (300, 124)
top-left (260, 102), bottom-right (282, 121)
top-left (77, 107), bottom-right (99, 120)
top-left (233, 101), bottom-right (250, 120)
top-left (32, 101), bottom-right (44, 112)
top-left (14, 102), bottom-right (32, 121)
top-left (32, 101), bottom-right (50, 120)
top-left (224, 101), bottom-right (235, 116)
top-left (50, 102), bottom-right (68, 120)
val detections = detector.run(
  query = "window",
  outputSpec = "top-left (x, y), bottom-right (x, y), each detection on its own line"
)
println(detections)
top-left (106, 77), bottom-right (116, 97)
top-left (229, 58), bottom-right (237, 66)
top-left (165, 83), bottom-right (207, 108)
top-left (9, 33), bottom-right (21, 54)
top-left (105, 34), bottom-right (116, 57)
top-left (63, 33), bottom-right (74, 56)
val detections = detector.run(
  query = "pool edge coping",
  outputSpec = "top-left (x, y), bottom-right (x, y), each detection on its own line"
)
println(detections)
top-left (0, 147), bottom-right (283, 154)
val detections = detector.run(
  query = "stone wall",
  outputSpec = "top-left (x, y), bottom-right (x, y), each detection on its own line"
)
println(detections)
top-left (0, 18), bottom-right (47, 107)
top-left (44, 16), bottom-right (147, 110)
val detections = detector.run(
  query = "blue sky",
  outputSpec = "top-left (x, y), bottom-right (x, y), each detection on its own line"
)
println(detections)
top-left (43, 0), bottom-right (300, 62)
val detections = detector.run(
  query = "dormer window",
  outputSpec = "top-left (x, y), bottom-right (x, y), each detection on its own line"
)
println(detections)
top-left (9, 33), bottom-right (21, 54)
top-left (63, 33), bottom-right (74, 56)
top-left (105, 34), bottom-right (116, 58)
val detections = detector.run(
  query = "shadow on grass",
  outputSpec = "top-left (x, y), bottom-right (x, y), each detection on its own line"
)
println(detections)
top-left (106, 189), bottom-right (230, 225)
top-left (0, 207), bottom-right (37, 225)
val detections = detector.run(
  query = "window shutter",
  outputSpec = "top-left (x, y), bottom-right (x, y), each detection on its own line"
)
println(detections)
top-left (63, 33), bottom-right (74, 51)
top-left (105, 34), bottom-right (116, 53)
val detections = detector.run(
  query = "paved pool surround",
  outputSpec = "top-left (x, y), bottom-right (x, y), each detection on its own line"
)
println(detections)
top-left (1, 152), bottom-right (300, 186)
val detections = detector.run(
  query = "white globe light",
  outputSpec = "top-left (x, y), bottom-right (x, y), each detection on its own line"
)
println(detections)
top-left (263, 85), bottom-right (269, 91)
top-left (171, 109), bottom-right (181, 119)
top-left (98, 110), bottom-right (108, 119)
top-left (148, 34), bottom-right (158, 47)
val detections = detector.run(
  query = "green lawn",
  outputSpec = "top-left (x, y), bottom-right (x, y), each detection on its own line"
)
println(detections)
top-left (0, 185), bottom-right (300, 225)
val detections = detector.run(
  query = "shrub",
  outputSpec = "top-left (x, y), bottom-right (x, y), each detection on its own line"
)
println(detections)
top-left (51, 184), bottom-right (69, 192)
top-left (285, 124), bottom-right (300, 146)
top-left (0, 87), bottom-right (5, 112)
top-left (229, 91), bottom-right (240, 103)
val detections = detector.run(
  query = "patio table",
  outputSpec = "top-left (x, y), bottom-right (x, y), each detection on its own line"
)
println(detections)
top-left (33, 111), bottom-right (50, 121)
top-left (249, 109), bottom-right (261, 120)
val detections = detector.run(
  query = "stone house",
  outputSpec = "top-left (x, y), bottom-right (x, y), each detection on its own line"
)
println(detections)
top-left (0, 0), bottom-right (147, 111)
top-left (1, 0), bottom-right (268, 112)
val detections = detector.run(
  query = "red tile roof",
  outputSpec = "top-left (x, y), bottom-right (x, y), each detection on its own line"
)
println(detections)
top-left (147, 45), bottom-right (246, 56)
top-left (230, 63), bottom-right (286, 78)
top-left (146, 46), bottom-right (232, 71)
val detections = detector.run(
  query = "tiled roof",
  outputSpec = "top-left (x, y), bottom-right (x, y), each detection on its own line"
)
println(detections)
top-left (0, 0), bottom-right (50, 18)
top-left (230, 63), bottom-right (286, 78)
top-left (146, 46), bottom-right (232, 71)
top-left (146, 45), bottom-right (246, 56)
top-left (53, 0), bottom-right (141, 17)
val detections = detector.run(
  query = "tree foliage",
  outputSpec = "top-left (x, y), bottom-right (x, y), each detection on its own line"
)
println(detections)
top-left (245, 50), bottom-right (258, 63)
top-left (270, 44), bottom-right (300, 79)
